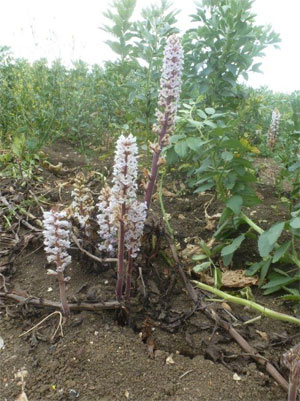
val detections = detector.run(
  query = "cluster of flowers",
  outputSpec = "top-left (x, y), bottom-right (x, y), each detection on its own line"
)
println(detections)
top-left (42, 34), bottom-right (183, 311)
top-left (97, 134), bottom-right (147, 300)
top-left (145, 34), bottom-right (183, 209)
top-left (42, 134), bottom-right (147, 307)
top-left (43, 209), bottom-right (72, 272)
top-left (267, 108), bottom-right (280, 150)
top-left (154, 33), bottom-right (184, 144)
top-left (42, 208), bottom-right (72, 315)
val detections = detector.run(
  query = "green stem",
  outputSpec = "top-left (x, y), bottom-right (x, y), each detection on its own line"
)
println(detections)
top-left (193, 280), bottom-right (300, 326)
top-left (158, 174), bottom-right (174, 239)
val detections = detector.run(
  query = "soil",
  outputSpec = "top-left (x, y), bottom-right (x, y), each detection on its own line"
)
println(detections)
top-left (0, 141), bottom-right (299, 401)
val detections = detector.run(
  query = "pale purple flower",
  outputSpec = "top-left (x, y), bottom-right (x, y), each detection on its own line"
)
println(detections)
top-left (43, 209), bottom-right (71, 272)
top-left (112, 134), bottom-right (138, 204)
top-left (96, 185), bottom-right (117, 254)
top-left (144, 34), bottom-right (183, 210)
top-left (267, 108), bottom-right (280, 150)
top-left (125, 200), bottom-right (147, 258)
top-left (153, 34), bottom-right (184, 142)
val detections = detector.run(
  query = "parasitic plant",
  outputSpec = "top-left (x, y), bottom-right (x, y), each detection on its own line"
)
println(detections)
top-left (283, 343), bottom-right (300, 401)
top-left (144, 33), bottom-right (183, 210)
top-left (71, 172), bottom-right (94, 236)
top-left (97, 134), bottom-right (146, 301)
top-left (43, 208), bottom-right (72, 316)
top-left (96, 184), bottom-right (117, 255)
top-left (267, 107), bottom-right (280, 150)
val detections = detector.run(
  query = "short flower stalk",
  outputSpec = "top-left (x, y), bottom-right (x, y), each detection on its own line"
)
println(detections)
top-left (144, 34), bottom-right (183, 210)
top-left (43, 208), bottom-right (72, 316)
top-left (71, 172), bottom-right (94, 237)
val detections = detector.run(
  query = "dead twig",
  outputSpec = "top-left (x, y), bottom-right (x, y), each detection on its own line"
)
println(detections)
top-left (71, 234), bottom-right (117, 264)
top-left (199, 299), bottom-right (288, 392)
top-left (0, 291), bottom-right (121, 311)
top-left (161, 223), bottom-right (288, 393)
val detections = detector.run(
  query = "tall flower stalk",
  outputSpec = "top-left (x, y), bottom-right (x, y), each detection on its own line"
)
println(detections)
top-left (43, 208), bottom-right (71, 316)
top-left (97, 134), bottom-right (146, 301)
top-left (267, 107), bottom-right (280, 150)
top-left (144, 34), bottom-right (183, 210)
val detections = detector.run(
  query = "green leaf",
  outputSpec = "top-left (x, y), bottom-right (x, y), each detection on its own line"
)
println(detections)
top-left (221, 234), bottom-right (245, 256)
top-left (246, 262), bottom-right (263, 277)
top-left (174, 141), bottom-right (188, 158)
top-left (203, 120), bottom-right (217, 129)
top-left (186, 137), bottom-right (203, 151)
top-left (258, 222), bottom-right (285, 258)
top-left (197, 109), bottom-right (207, 119)
top-left (272, 241), bottom-right (291, 263)
top-left (290, 217), bottom-right (300, 229)
top-left (205, 107), bottom-right (215, 115)
top-left (280, 295), bottom-right (300, 301)
top-left (221, 151), bottom-right (233, 162)
top-left (258, 258), bottom-right (272, 286)
top-left (193, 262), bottom-right (211, 273)
top-left (192, 254), bottom-right (208, 261)
top-left (214, 267), bottom-right (223, 289)
top-left (262, 275), bottom-right (300, 289)
top-left (252, 62), bottom-right (262, 73)
top-left (226, 195), bottom-right (243, 215)
top-left (263, 285), bottom-right (282, 295)
top-left (194, 182), bottom-right (214, 193)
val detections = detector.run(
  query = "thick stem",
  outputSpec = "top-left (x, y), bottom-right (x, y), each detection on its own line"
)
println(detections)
top-left (57, 271), bottom-right (70, 316)
top-left (193, 281), bottom-right (300, 326)
top-left (288, 380), bottom-right (298, 401)
top-left (116, 207), bottom-right (125, 301)
top-left (125, 253), bottom-right (133, 301)
top-left (144, 111), bottom-right (169, 211)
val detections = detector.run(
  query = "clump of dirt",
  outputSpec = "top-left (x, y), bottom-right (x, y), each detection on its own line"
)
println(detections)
top-left (0, 144), bottom-right (298, 401)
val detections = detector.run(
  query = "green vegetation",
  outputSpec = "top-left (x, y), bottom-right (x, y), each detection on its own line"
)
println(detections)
top-left (0, 0), bottom-right (300, 301)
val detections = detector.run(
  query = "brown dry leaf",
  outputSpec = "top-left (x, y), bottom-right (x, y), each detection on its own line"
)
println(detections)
top-left (195, 270), bottom-right (258, 288)
top-left (256, 330), bottom-right (268, 342)
top-left (42, 160), bottom-right (63, 173)
top-left (205, 213), bottom-right (222, 231)
top-left (161, 188), bottom-right (176, 197)
top-left (221, 302), bottom-right (232, 312)
top-left (181, 244), bottom-right (204, 260)
top-left (15, 391), bottom-right (29, 401)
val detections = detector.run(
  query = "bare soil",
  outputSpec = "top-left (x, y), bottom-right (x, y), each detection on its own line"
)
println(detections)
top-left (0, 142), bottom-right (299, 401)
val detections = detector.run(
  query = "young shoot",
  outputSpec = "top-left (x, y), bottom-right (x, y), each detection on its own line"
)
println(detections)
top-left (71, 172), bottom-right (94, 236)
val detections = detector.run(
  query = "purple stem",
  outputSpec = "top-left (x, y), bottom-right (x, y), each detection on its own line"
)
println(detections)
top-left (57, 270), bottom-right (70, 316)
top-left (125, 252), bottom-right (133, 301)
top-left (116, 205), bottom-right (125, 301)
top-left (288, 380), bottom-right (298, 401)
top-left (288, 362), bottom-right (300, 401)
top-left (144, 110), bottom-right (170, 211)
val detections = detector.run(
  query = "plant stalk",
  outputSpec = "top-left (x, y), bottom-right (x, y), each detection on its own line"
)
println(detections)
top-left (57, 271), bottom-right (70, 316)
top-left (193, 280), bottom-right (300, 326)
